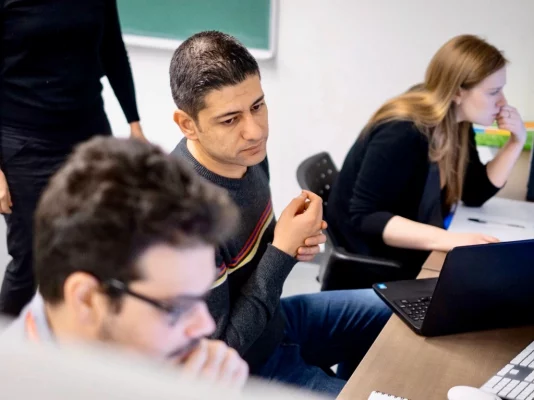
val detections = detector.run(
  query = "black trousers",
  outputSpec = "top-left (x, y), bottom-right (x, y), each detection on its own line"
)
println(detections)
top-left (0, 125), bottom-right (109, 316)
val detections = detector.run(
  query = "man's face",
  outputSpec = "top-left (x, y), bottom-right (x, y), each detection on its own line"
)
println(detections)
top-left (188, 74), bottom-right (269, 170)
top-left (96, 244), bottom-right (216, 364)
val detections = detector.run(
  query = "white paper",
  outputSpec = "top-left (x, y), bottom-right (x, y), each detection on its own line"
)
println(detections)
top-left (449, 198), bottom-right (534, 242)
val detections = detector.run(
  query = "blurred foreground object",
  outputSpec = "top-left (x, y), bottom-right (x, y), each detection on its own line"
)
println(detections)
top-left (0, 318), bottom-right (326, 400)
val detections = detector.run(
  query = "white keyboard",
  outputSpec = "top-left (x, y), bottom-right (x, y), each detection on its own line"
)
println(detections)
top-left (481, 341), bottom-right (534, 399)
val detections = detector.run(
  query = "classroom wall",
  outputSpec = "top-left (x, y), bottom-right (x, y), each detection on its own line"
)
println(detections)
top-left (102, 0), bottom-right (534, 216)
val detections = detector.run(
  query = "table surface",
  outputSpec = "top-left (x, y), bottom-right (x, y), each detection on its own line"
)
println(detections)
top-left (338, 252), bottom-right (534, 400)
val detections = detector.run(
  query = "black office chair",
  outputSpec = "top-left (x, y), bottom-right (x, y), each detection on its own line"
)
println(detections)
top-left (296, 152), bottom-right (402, 291)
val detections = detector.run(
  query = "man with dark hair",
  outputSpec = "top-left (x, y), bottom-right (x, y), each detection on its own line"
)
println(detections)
top-left (3, 136), bottom-right (249, 389)
top-left (170, 31), bottom-right (390, 396)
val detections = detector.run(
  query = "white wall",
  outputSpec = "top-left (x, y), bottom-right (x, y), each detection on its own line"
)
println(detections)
top-left (102, 0), bottom-right (534, 216)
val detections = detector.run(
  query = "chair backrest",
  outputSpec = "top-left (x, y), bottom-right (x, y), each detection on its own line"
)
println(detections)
top-left (296, 153), bottom-right (403, 289)
top-left (296, 152), bottom-right (341, 250)
top-left (296, 152), bottom-right (339, 211)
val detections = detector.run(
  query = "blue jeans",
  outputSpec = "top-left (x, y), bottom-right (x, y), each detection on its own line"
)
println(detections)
top-left (254, 289), bottom-right (391, 397)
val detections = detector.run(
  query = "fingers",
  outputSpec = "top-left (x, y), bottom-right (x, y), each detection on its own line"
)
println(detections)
top-left (182, 339), bottom-right (209, 376)
top-left (230, 363), bottom-right (249, 390)
top-left (304, 232), bottom-right (327, 247)
top-left (218, 346), bottom-right (248, 389)
top-left (296, 239), bottom-right (322, 261)
top-left (301, 190), bottom-right (323, 220)
top-left (482, 235), bottom-right (500, 244)
top-left (0, 172), bottom-right (12, 214)
top-left (184, 340), bottom-right (248, 390)
top-left (296, 254), bottom-right (316, 262)
top-left (468, 234), bottom-right (500, 246)
top-left (283, 192), bottom-right (308, 216)
top-left (498, 105), bottom-right (522, 127)
top-left (496, 114), bottom-right (512, 128)
top-left (497, 107), bottom-right (526, 142)
top-left (0, 199), bottom-right (12, 214)
top-left (500, 105), bottom-right (516, 115)
top-left (500, 104), bottom-right (516, 114)
top-left (276, 192), bottom-right (326, 258)
top-left (286, 191), bottom-right (323, 229)
top-left (201, 341), bottom-right (229, 382)
top-left (297, 245), bottom-right (320, 256)
top-left (497, 105), bottom-right (516, 123)
top-left (0, 192), bottom-right (12, 215)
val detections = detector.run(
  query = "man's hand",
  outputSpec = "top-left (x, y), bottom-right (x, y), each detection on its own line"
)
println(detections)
top-left (129, 121), bottom-right (149, 143)
top-left (0, 170), bottom-right (12, 214)
top-left (272, 191), bottom-right (324, 258)
top-left (296, 220), bottom-right (327, 262)
top-left (181, 339), bottom-right (248, 390)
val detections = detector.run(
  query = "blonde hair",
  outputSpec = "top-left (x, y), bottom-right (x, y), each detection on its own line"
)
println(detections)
top-left (363, 35), bottom-right (507, 207)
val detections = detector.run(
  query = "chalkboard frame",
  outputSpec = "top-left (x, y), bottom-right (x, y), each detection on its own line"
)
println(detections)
top-left (120, 0), bottom-right (278, 60)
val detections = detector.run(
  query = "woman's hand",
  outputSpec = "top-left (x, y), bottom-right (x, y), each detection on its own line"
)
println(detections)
top-left (497, 105), bottom-right (527, 146)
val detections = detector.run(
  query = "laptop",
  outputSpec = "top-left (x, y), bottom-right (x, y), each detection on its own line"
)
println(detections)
top-left (372, 239), bottom-right (534, 336)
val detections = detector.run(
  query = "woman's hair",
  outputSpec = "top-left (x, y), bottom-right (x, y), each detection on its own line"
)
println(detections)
top-left (363, 35), bottom-right (507, 207)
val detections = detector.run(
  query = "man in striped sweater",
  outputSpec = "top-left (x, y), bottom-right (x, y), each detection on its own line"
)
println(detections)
top-left (170, 31), bottom-right (391, 397)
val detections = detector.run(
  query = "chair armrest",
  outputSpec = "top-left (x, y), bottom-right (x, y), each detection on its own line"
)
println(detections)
top-left (319, 246), bottom-right (404, 290)
top-left (331, 246), bottom-right (402, 270)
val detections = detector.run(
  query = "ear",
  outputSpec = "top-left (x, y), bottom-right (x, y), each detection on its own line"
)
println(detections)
top-left (63, 272), bottom-right (106, 327)
top-left (173, 110), bottom-right (200, 141)
top-left (453, 87), bottom-right (466, 106)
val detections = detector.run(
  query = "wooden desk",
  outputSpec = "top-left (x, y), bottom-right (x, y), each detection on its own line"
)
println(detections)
top-left (339, 252), bottom-right (534, 400)
top-left (496, 150), bottom-right (532, 202)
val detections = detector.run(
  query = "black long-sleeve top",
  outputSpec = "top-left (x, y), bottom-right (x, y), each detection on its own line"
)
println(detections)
top-left (1, 0), bottom-right (139, 140)
top-left (327, 120), bottom-right (500, 275)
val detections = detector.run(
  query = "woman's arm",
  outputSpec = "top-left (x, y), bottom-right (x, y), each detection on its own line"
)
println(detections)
top-left (383, 216), bottom-right (499, 252)
top-left (486, 105), bottom-right (527, 187)
top-left (462, 106), bottom-right (525, 207)
top-left (348, 122), bottom-right (500, 252)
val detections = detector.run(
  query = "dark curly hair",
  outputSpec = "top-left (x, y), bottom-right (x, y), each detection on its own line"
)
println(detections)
top-left (34, 136), bottom-right (238, 304)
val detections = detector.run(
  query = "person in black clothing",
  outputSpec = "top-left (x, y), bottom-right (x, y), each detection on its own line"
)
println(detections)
top-left (0, 0), bottom-right (146, 316)
top-left (327, 35), bottom-right (528, 285)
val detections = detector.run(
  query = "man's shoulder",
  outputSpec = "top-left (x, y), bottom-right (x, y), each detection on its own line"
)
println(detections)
top-left (170, 139), bottom-right (187, 158)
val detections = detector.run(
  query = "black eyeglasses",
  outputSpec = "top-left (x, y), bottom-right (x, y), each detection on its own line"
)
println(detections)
top-left (101, 279), bottom-right (207, 326)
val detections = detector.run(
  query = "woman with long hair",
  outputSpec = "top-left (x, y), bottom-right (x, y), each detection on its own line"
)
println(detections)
top-left (327, 35), bottom-right (527, 285)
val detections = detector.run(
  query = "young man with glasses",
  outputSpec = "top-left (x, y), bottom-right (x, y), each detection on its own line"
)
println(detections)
top-left (2, 137), bottom-right (249, 389)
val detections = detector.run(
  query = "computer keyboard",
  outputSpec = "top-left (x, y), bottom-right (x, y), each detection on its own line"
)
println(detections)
top-left (395, 296), bottom-right (431, 322)
top-left (481, 341), bottom-right (534, 399)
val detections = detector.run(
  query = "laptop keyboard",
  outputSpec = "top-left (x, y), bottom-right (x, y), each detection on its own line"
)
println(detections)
top-left (395, 296), bottom-right (432, 322)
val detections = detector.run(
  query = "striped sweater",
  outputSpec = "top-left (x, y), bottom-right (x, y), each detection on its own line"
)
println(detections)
top-left (172, 139), bottom-right (297, 371)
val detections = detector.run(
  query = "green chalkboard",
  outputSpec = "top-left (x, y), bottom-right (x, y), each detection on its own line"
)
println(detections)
top-left (117, 0), bottom-right (273, 52)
